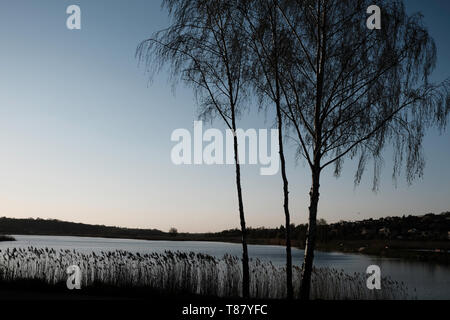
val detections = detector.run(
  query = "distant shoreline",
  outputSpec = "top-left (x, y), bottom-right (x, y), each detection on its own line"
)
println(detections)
top-left (1, 212), bottom-right (448, 264)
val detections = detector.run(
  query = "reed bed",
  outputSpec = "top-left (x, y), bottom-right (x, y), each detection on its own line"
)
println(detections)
top-left (0, 247), bottom-right (411, 299)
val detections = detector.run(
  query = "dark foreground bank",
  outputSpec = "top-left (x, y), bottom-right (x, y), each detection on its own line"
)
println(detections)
top-left (0, 280), bottom-right (443, 320)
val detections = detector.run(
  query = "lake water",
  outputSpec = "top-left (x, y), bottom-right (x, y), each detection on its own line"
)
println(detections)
top-left (1, 235), bottom-right (449, 299)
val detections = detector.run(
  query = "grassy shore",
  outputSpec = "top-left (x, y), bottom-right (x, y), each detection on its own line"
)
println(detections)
top-left (315, 240), bottom-right (449, 263)
top-left (169, 235), bottom-right (449, 264)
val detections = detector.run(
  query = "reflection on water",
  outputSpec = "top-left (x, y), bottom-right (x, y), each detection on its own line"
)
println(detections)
top-left (0, 235), bottom-right (448, 299)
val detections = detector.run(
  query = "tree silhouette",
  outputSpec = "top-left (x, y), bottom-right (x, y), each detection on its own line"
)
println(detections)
top-left (275, 0), bottom-right (449, 299)
top-left (136, 0), bottom-right (252, 298)
top-left (239, 0), bottom-right (295, 299)
top-left (169, 227), bottom-right (178, 237)
top-left (137, 0), bottom-right (449, 301)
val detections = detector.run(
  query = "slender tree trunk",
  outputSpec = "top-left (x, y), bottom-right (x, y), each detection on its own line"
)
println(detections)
top-left (270, 0), bottom-right (293, 299)
top-left (300, 165), bottom-right (321, 300)
top-left (274, 63), bottom-right (293, 300)
top-left (231, 116), bottom-right (250, 299)
top-left (276, 101), bottom-right (293, 299)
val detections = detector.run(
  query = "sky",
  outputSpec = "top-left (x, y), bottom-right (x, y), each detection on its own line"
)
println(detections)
top-left (0, 0), bottom-right (449, 233)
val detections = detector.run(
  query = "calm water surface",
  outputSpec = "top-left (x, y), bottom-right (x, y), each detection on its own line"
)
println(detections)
top-left (0, 235), bottom-right (448, 299)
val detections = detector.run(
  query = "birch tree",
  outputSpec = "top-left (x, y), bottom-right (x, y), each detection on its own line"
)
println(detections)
top-left (136, 0), bottom-right (252, 297)
top-left (240, 0), bottom-right (295, 299)
top-left (275, 0), bottom-right (449, 299)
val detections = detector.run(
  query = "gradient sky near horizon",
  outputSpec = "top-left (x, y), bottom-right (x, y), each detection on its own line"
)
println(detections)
top-left (0, 0), bottom-right (449, 233)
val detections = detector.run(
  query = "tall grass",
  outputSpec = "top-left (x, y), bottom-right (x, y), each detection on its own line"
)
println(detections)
top-left (0, 247), bottom-right (411, 299)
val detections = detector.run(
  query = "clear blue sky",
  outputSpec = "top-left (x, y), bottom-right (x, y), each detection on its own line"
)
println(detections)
top-left (0, 0), bottom-right (449, 232)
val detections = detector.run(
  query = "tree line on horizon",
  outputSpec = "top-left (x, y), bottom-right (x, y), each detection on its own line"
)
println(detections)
top-left (136, 0), bottom-right (449, 300)
top-left (206, 211), bottom-right (450, 242)
top-left (0, 217), bottom-right (166, 239)
top-left (1, 211), bottom-right (448, 243)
